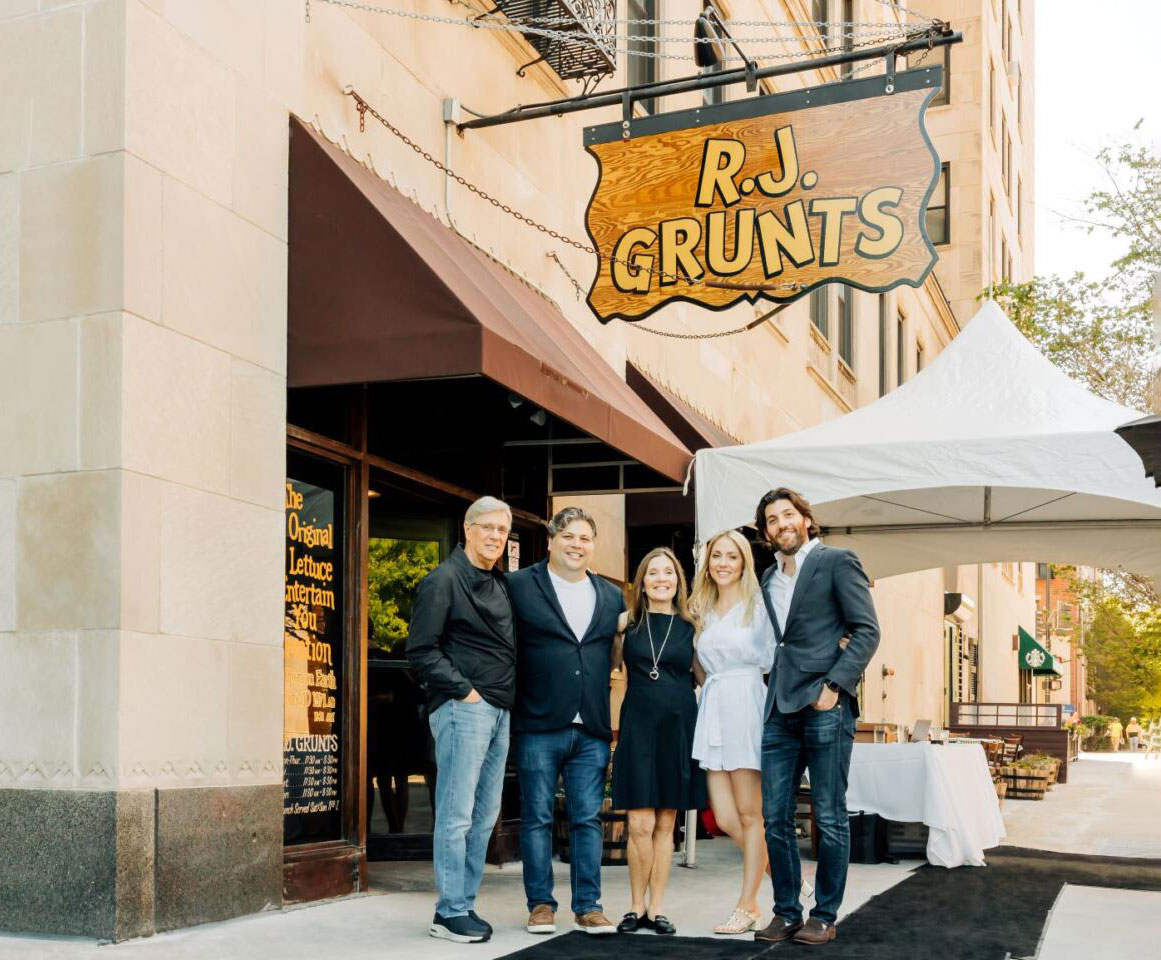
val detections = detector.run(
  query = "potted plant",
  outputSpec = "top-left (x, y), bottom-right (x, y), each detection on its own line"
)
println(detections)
top-left (1005, 758), bottom-right (1050, 800)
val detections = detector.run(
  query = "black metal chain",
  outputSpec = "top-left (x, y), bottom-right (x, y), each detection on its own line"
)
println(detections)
top-left (347, 90), bottom-right (703, 288)
top-left (346, 89), bottom-right (807, 339)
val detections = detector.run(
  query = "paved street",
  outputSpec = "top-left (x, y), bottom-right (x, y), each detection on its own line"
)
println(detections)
top-left (1, 754), bottom-right (1157, 959)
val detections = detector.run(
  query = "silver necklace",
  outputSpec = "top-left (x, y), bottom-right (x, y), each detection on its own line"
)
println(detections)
top-left (645, 612), bottom-right (675, 681)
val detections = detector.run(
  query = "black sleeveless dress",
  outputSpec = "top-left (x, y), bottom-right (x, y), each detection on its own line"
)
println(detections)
top-left (611, 614), bottom-right (707, 811)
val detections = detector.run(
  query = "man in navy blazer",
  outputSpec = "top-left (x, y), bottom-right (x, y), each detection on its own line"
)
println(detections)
top-left (507, 506), bottom-right (624, 936)
top-left (753, 488), bottom-right (880, 947)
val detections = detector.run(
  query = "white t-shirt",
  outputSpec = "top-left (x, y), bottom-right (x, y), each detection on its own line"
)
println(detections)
top-left (548, 567), bottom-right (596, 723)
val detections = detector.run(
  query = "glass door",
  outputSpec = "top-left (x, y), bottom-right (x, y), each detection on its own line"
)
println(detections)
top-left (365, 496), bottom-right (453, 860)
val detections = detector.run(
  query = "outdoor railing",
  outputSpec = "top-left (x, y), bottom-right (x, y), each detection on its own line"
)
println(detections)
top-left (951, 702), bottom-right (1062, 729)
top-left (494, 0), bottom-right (617, 84)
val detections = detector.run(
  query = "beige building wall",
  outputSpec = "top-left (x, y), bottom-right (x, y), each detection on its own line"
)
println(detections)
top-left (974, 561), bottom-right (1037, 703)
top-left (924, 0), bottom-right (1035, 316)
top-left (0, 0), bottom-right (1038, 937)
top-left (1, 0), bottom-right (294, 939)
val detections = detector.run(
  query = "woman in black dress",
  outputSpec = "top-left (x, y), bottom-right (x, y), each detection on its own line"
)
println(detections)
top-left (611, 547), bottom-right (706, 935)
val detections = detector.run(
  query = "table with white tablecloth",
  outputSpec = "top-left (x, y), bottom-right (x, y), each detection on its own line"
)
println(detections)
top-left (845, 741), bottom-right (1005, 867)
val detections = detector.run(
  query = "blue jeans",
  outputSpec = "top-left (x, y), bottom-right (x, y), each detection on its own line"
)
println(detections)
top-left (514, 727), bottom-right (610, 915)
top-left (429, 698), bottom-right (510, 918)
top-left (761, 695), bottom-right (855, 925)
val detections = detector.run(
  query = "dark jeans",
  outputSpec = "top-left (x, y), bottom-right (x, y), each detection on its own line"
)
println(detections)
top-left (514, 727), bottom-right (610, 915)
top-left (761, 694), bottom-right (856, 925)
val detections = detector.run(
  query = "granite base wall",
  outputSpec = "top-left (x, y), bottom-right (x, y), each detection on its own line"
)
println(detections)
top-left (0, 784), bottom-right (282, 941)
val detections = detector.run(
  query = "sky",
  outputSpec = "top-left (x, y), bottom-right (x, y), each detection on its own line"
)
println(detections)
top-left (1034, 0), bottom-right (1160, 281)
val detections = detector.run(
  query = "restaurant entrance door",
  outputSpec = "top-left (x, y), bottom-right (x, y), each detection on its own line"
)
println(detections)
top-left (366, 485), bottom-right (454, 861)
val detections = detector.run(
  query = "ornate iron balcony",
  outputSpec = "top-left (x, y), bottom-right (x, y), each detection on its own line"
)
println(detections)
top-left (493, 0), bottom-right (617, 87)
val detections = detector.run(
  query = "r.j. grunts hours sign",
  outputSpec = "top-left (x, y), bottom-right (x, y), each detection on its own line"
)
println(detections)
top-left (583, 68), bottom-right (943, 324)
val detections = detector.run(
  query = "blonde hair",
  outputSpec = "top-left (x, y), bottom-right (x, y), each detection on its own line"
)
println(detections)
top-left (689, 529), bottom-right (760, 626)
top-left (627, 547), bottom-right (692, 627)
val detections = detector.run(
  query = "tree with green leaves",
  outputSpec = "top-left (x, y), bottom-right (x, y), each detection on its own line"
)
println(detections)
top-left (987, 125), bottom-right (1159, 411)
top-left (985, 128), bottom-right (1161, 707)
top-left (367, 538), bottom-right (440, 656)
top-left (1083, 596), bottom-right (1161, 721)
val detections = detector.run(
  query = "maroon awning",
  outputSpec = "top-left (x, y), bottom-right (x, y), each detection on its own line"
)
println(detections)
top-left (288, 119), bottom-right (691, 483)
top-left (626, 363), bottom-right (739, 452)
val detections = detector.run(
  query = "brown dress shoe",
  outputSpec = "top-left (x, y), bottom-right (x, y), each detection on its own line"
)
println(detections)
top-left (526, 904), bottom-right (556, 934)
top-left (573, 910), bottom-right (617, 934)
top-left (754, 915), bottom-right (804, 943)
top-left (792, 917), bottom-right (837, 944)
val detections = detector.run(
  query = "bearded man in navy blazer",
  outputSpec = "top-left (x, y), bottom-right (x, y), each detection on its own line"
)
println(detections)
top-left (507, 506), bottom-right (624, 937)
top-left (753, 488), bottom-right (880, 947)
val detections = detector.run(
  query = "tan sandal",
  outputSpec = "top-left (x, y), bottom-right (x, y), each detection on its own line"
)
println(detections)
top-left (713, 907), bottom-right (760, 935)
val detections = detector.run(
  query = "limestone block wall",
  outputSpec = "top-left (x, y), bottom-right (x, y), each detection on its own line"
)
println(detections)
top-left (0, 0), bottom-right (297, 940)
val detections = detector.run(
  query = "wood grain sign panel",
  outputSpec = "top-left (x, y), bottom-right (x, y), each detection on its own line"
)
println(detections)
top-left (583, 68), bottom-right (943, 323)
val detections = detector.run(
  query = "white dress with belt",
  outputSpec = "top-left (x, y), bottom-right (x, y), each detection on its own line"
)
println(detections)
top-left (691, 601), bottom-right (776, 772)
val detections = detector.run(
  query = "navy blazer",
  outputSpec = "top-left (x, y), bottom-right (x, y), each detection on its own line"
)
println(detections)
top-left (759, 542), bottom-right (880, 719)
top-left (506, 560), bottom-right (625, 741)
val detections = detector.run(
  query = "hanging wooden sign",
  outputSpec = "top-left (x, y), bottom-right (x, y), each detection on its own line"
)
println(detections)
top-left (583, 68), bottom-right (943, 324)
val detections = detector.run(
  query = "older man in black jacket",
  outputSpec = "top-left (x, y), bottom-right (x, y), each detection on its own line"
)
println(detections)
top-left (507, 505), bottom-right (624, 937)
top-left (407, 496), bottom-right (516, 944)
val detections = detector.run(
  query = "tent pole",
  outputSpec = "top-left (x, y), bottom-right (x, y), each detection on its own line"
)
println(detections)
top-left (977, 562), bottom-right (985, 701)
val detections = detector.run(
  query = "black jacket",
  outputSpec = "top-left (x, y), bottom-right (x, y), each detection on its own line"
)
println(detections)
top-left (506, 560), bottom-right (625, 741)
top-left (406, 545), bottom-right (516, 712)
top-left (759, 542), bottom-right (880, 719)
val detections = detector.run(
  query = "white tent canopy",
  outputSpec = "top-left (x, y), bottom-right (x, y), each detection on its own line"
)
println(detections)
top-left (693, 301), bottom-right (1161, 585)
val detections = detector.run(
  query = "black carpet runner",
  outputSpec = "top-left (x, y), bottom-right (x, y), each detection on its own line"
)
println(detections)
top-left (496, 848), bottom-right (1161, 960)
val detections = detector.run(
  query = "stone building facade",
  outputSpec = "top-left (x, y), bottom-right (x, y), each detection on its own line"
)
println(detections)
top-left (0, 0), bottom-right (1035, 940)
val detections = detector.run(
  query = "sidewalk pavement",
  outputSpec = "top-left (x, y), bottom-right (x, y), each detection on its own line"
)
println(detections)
top-left (1002, 751), bottom-right (1161, 858)
top-left (0, 839), bottom-right (912, 959)
top-left (2, 751), bottom-right (1157, 959)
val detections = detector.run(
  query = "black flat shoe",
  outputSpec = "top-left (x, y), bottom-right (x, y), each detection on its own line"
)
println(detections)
top-left (617, 912), bottom-right (651, 933)
top-left (650, 915), bottom-right (676, 936)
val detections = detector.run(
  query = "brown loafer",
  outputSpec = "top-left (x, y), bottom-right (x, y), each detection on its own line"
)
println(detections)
top-left (755, 915), bottom-right (804, 942)
top-left (526, 904), bottom-right (556, 934)
top-left (574, 910), bottom-right (617, 934)
top-left (792, 917), bottom-right (836, 944)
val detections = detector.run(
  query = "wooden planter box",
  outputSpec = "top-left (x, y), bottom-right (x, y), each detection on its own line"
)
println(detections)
top-left (553, 796), bottom-right (628, 866)
top-left (1005, 767), bottom-right (1049, 800)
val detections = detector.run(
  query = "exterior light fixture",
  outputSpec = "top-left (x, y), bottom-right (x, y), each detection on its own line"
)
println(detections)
top-left (694, 13), bottom-right (721, 69)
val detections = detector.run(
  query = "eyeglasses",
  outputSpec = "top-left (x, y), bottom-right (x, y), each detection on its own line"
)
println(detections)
top-left (470, 522), bottom-right (510, 538)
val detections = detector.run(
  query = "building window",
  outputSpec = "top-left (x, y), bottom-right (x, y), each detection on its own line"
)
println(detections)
top-left (934, 44), bottom-right (951, 106)
top-left (810, 287), bottom-right (829, 338)
top-left (988, 193), bottom-right (996, 287)
top-left (1001, 0), bottom-right (1009, 57)
top-left (878, 295), bottom-right (889, 397)
top-left (926, 162), bottom-right (950, 246)
top-left (702, 60), bottom-right (725, 106)
top-left (988, 62), bottom-right (996, 141)
top-left (837, 285), bottom-right (853, 368)
top-left (1003, 128), bottom-right (1012, 194)
top-left (1016, 176), bottom-right (1023, 241)
top-left (628, 0), bottom-right (658, 114)
top-left (813, 0), bottom-right (830, 48)
top-left (916, 339), bottom-right (925, 372)
top-left (841, 0), bottom-right (854, 78)
top-left (1001, 237), bottom-right (1008, 280)
top-left (896, 312), bottom-right (906, 385)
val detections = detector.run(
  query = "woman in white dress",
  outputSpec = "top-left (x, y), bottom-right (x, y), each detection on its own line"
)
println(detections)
top-left (690, 529), bottom-right (775, 935)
